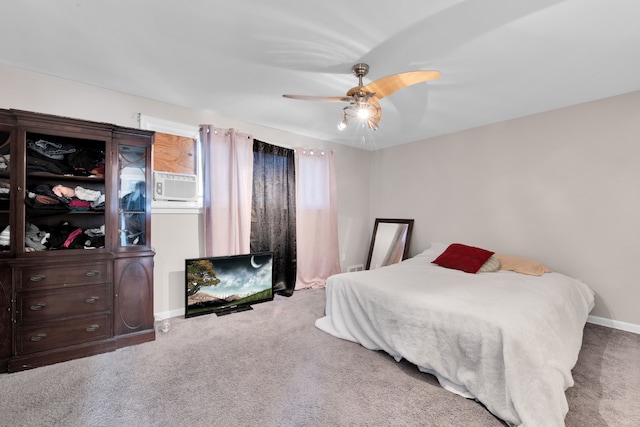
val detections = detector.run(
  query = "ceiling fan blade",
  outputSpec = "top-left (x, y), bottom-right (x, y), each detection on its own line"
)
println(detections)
top-left (363, 70), bottom-right (440, 100)
top-left (282, 94), bottom-right (352, 102)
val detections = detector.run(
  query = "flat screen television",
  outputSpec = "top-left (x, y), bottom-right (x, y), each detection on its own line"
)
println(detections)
top-left (185, 252), bottom-right (274, 317)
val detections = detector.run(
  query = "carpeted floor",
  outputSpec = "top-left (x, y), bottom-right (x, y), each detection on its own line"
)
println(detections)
top-left (0, 288), bottom-right (638, 427)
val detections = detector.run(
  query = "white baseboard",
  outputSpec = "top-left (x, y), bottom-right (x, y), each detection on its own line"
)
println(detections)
top-left (588, 315), bottom-right (640, 335)
top-left (153, 310), bottom-right (639, 335)
top-left (154, 308), bottom-right (185, 321)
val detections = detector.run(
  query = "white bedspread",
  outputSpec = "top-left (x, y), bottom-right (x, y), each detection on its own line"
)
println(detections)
top-left (315, 244), bottom-right (595, 427)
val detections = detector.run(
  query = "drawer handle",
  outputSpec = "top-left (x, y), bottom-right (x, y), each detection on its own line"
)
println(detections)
top-left (85, 270), bottom-right (100, 277)
top-left (85, 324), bottom-right (100, 333)
top-left (30, 274), bottom-right (47, 282)
top-left (85, 296), bottom-right (100, 304)
top-left (30, 333), bottom-right (47, 342)
top-left (29, 302), bottom-right (47, 311)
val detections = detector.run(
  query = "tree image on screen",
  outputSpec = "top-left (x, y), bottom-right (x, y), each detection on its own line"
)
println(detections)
top-left (186, 259), bottom-right (220, 297)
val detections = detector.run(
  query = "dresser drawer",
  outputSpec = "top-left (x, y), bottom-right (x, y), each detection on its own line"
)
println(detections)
top-left (19, 262), bottom-right (111, 289)
top-left (15, 314), bottom-right (111, 355)
top-left (17, 284), bottom-right (110, 323)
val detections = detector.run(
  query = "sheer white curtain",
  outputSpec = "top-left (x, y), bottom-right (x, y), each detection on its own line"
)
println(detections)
top-left (200, 125), bottom-right (254, 257)
top-left (295, 149), bottom-right (341, 289)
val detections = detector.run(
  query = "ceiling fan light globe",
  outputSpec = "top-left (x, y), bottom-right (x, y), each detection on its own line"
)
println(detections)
top-left (357, 107), bottom-right (371, 119)
top-left (337, 120), bottom-right (347, 131)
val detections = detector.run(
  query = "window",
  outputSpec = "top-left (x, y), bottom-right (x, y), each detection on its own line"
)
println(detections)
top-left (138, 114), bottom-right (202, 212)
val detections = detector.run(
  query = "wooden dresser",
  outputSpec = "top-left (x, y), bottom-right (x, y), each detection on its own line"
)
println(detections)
top-left (0, 109), bottom-right (155, 372)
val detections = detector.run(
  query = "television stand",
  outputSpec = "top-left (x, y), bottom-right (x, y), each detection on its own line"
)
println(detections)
top-left (215, 305), bottom-right (254, 316)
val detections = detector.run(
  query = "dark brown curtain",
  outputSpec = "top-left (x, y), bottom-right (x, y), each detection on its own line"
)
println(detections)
top-left (250, 140), bottom-right (297, 296)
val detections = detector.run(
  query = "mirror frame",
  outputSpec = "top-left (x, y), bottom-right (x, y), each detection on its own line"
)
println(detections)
top-left (365, 218), bottom-right (414, 270)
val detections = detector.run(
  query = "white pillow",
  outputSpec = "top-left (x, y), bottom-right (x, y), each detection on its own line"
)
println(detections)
top-left (413, 242), bottom-right (447, 259)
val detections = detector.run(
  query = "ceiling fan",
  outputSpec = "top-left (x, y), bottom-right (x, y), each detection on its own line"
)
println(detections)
top-left (283, 63), bottom-right (440, 131)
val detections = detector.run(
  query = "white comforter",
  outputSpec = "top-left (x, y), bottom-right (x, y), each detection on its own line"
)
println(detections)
top-left (315, 243), bottom-right (595, 427)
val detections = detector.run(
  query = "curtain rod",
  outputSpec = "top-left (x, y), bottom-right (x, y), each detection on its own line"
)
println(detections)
top-left (199, 125), bottom-right (331, 154)
top-left (201, 126), bottom-right (252, 139)
top-left (296, 148), bottom-right (332, 156)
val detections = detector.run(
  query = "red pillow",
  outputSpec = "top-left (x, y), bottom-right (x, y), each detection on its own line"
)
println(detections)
top-left (432, 243), bottom-right (495, 274)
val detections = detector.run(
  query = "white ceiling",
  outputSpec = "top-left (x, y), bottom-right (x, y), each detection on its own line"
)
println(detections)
top-left (1, 0), bottom-right (639, 150)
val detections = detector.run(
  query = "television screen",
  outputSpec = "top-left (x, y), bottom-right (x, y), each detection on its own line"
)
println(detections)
top-left (185, 252), bottom-right (273, 317)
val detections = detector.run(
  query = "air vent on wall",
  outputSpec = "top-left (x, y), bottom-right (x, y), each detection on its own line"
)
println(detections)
top-left (153, 171), bottom-right (198, 202)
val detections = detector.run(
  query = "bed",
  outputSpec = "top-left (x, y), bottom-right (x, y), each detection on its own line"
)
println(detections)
top-left (315, 242), bottom-right (595, 427)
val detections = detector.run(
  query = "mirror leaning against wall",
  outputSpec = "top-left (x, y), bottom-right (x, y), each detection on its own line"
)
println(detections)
top-left (366, 218), bottom-right (414, 270)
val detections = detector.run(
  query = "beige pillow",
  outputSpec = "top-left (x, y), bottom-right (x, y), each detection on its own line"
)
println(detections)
top-left (494, 254), bottom-right (551, 276)
top-left (477, 256), bottom-right (501, 273)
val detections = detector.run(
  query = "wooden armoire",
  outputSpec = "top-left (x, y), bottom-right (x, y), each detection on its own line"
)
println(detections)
top-left (0, 109), bottom-right (155, 372)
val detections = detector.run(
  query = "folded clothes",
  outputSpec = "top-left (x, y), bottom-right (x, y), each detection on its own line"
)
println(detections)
top-left (82, 235), bottom-right (104, 249)
top-left (69, 199), bottom-right (91, 211)
top-left (25, 223), bottom-right (47, 251)
top-left (24, 195), bottom-right (70, 216)
top-left (74, 186), bottom-right (102, 202)
top-left (0, 225), bottom-right (9, 246)
top-left (85, 224), bottom-right (105, 237)
top-left (91, 163), bottom-right (105, 177)
top-left (53, 184), bottom-right (75, 199)
top-left (67, 148), bottom-right (105, 172)
top-left (27, 152), bottom-right (73, 175)
top-left (34, 184), bottom-right (70, 204)
top-left (0, 154), bottom-right (9, 171)
top-left (44, 221), bottom-right (78, 249)
top-left (63, 228), bottom-right (83, 248)
top-left (35, 194), bottom-right (61, 205)
top-left (91, 194), bottom-right (105, 209)
top-left (27, 138), bottom-right (76, 160)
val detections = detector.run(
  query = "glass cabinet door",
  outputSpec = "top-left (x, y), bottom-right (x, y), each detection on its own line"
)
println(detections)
top-left (0, 128), bottom-right (10, 254)
top-left (118, 144), bottom-right (148, 247)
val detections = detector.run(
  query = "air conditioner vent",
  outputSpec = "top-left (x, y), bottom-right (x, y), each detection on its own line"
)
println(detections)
top-left (153, 171), bottom-right (198, 201)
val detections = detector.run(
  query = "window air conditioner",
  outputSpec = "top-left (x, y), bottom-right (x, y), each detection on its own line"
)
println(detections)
top-left (153, 171), bottom-right (198, 201)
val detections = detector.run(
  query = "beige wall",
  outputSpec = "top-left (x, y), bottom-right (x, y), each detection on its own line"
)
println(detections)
top-left (370, 90), bottom-right (640, 327)
top-left (0, 65), bottom-right (372, 318)
top-left (2, 64), bottom-right (638, 328)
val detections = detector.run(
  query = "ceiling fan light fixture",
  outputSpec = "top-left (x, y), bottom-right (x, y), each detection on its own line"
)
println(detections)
top-left (339, 99), bottom-right (379, 130)
top-left (283, 63), bottom-right (439, 135)
top-left (357, 103), bottom-right (371, 119)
